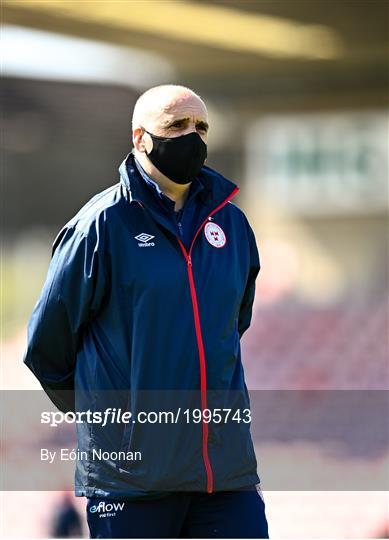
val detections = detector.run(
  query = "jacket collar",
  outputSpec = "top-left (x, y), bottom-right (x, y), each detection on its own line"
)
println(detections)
top-left (119, 150), bottom-right (239, 214)
top-left (132, 152), bottom-right (205, 215)
top-left (118, 151), bottom-right (239, 243)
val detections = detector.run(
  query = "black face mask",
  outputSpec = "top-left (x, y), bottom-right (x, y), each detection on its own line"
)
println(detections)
top-left (143, 129), bottom-right (207, 184)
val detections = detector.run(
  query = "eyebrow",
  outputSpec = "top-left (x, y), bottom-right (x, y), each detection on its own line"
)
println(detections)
top-left (165, 117), bottom-right (209, 131)
top-left (196, 120), bottom-right (209, 131)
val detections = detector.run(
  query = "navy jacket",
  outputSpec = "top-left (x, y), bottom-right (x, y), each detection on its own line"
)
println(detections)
top-left (24, 151), bottom-right (261, 499)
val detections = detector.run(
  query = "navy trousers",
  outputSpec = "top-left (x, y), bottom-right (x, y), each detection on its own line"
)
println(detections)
top-left (86, 485), bottom-right (269, 538)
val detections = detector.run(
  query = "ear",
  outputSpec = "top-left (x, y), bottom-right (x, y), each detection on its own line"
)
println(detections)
top-left (133, 127), bottom-right (147, 152)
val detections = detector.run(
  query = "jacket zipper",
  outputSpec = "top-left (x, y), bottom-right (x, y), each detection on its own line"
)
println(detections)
top-left (176, 186), bottom-right (239, 493)
top-left (177, 221), bottom-right (183, 239)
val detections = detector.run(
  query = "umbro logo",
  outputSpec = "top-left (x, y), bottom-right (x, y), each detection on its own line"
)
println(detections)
top-left (134, 233), bottom-right (155, 247)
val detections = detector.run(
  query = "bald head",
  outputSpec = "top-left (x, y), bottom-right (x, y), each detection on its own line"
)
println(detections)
top-left (131, 84), bottom-right (209, 189)
top-left (132, 84), bottom-right (208, 132)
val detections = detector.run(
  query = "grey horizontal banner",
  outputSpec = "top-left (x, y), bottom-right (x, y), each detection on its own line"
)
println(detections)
top-left (1, 390), bottom-right (388, 491)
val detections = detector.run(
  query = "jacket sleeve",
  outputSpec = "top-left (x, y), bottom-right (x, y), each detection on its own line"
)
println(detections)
top-left (238, 220), bottom-right (261, 339)
top-left (23, 223), bottom-right (107, 413)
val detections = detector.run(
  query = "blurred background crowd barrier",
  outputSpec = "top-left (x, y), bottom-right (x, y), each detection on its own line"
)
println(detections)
top-left (1, 0), bottom-right (388, 538)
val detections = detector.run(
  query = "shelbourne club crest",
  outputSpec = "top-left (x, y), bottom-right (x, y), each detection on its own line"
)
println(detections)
top-left (204, 222), bottom-right (226, 248)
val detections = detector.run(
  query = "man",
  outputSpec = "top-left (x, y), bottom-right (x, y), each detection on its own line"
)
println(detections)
top-left (24, 84), bottom-right (269, 538)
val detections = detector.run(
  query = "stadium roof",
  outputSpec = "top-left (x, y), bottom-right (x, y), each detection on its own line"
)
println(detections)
top-left (2, 0), bottom-right (387, 98)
